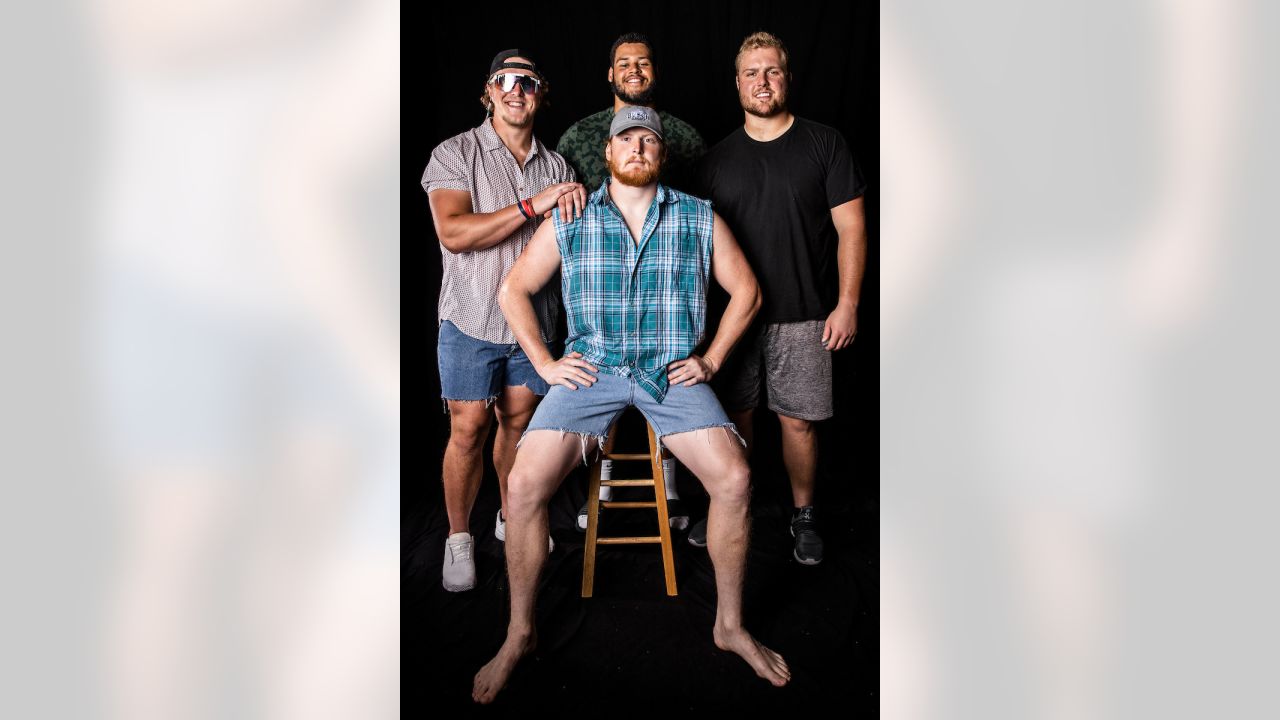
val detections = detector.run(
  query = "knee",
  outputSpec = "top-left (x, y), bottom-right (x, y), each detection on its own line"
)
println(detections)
top-left (708, 464), bottom-right (752, 507)
top-left (506, 466), bottom-right (549, 514)
top-left (448, 407), bottom-right (491, 452)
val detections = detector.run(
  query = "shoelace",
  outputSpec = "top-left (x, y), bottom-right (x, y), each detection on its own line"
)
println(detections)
top-left (448, 539), bottom-right (472, 562)
top-left (792, 508), bottom-right (818, 532)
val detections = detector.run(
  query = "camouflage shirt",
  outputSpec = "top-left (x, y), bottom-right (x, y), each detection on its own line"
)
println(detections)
top-left (557, 107), bottom-right (706, 195)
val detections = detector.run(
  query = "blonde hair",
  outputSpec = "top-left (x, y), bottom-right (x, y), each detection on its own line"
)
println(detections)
top-left (734, 31), bottom-right (790, 74)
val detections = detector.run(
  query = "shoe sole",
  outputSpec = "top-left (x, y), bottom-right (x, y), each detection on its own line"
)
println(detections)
top-left (443, 581), bottom-right (475, 592)
top-left (790, 526), bottom-right (823, 565)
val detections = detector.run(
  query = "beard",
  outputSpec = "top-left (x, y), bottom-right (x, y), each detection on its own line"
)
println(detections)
top-left (613, 77), bottom-right (656, 106)
top-left (608, 155), bottom-right (662, 187)
top-left (740, 90), bottom-right (786, 118)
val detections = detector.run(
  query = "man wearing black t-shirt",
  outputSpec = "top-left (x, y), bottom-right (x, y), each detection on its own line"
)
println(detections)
top-left (691, 32), bottom-right (867, 566)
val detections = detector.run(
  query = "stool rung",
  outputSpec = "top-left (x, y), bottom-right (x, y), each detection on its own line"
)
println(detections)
top-left (596, 536), bottom-right (662, 545)
top-left (605, 453), bottom-right (652, 460)
top-left (601, 479), bottom-right (655, 487)
top-left (601, 501), bottom-right (657, 509)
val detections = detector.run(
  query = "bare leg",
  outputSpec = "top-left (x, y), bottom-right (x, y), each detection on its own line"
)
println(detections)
top-left (472, 430), bottom-right (593, 704)
top-left (662, 427), bottom-right (791, 687)
top-left (441, 400), bottom-right (492, 534)
top-left (777, 413), bottom-right (817, 508)
top-left (492, 386), bottom-right (540, 516)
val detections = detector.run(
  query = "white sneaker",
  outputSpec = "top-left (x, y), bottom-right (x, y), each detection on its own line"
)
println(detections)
top-left (442, 532), bottom-right (475, 592)
top-left (495, 509), bottom-right (554, 553)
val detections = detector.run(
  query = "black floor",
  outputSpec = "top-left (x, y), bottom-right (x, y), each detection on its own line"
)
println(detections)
top-left (404, 425), bottom-right (877, 716)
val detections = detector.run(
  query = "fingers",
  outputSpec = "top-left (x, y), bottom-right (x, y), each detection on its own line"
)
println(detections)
top-left (565, 353), bottom-right (597, 372)
top-left (821, 321), bottom-right (832, 346)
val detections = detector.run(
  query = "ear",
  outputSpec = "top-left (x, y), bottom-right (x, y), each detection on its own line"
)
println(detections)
top-left (604, 140), bottom-right (613, 163)
top-left (607, 67), bottom-right (615, 83)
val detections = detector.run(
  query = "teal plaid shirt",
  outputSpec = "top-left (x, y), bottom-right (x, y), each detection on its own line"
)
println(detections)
top-left (553, 181), bottom-right (715, 402)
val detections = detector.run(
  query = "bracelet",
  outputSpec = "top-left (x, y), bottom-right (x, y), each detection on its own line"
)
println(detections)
top-left (514, 197), bottom-right (535, 220)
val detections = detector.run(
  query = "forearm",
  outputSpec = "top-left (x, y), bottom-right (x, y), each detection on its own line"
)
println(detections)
top-left (837, 225), bottom-right (868, 307)
top-left (498, 286), bottom-right (555, 368)
top-left (701, 285), bottom-right (761, 370)
top-left (437, 202), bottom-right (532, 253)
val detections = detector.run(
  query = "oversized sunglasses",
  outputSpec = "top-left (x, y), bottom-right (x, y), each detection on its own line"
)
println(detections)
top-left (489, 73), bottom-right (542, 94)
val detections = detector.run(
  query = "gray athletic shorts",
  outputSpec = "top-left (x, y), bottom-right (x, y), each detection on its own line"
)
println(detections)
top-left (713, 319), bottom-right (833, 421)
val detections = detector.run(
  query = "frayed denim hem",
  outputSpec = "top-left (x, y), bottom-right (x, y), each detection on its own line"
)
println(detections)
top-left (441, 396), bottom-right (499, 414)
top-left (655, 422), bottom-right (747, 453)
top-left (516, 428), bottom-right (610, 467)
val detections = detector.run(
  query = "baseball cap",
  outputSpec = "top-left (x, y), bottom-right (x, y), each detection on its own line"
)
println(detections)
top-left (608, 105), bottom-right (664, 139)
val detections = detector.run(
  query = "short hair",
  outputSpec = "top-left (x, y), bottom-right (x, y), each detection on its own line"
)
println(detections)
top-left (609, 32), bottom-right (654, 66)
top-left (734, 31), bottom-right (790, 74)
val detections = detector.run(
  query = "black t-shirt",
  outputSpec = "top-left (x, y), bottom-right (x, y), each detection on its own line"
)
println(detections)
top-left (697, 116), bottom-right (866, 323)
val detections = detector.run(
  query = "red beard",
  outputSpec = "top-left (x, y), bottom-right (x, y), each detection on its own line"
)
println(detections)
top-left (609, 156), bottom-right (661, 187)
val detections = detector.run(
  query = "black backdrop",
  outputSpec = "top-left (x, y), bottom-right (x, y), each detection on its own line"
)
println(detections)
top-left (405, 1), bottom-right (878, 712)
top-left (408, 0), bottom-right (877, 512)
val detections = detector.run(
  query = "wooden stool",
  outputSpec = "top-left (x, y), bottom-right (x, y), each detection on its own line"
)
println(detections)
top-left (581, 417), bottom-right (677, 597)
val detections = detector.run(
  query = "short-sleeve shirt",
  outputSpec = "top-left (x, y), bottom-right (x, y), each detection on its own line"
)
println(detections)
top-left (557, 108), bottom-right (705, 195)
top-left (422, 118), bottom-right (575, 344)
top-left (697, 116), bottom-right (866, 323)
top-left (553, 182), bottom-right (714, 403)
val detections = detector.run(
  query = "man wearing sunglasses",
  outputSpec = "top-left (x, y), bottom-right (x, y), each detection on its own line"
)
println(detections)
top-left (423, 49), bottom-right (586, 593)
top-left (557, 32), bottom-right (706, 535)
top-left (692, 32), bottom-right (868, 567)
top-left (472, 106), bottom-right (790, 703)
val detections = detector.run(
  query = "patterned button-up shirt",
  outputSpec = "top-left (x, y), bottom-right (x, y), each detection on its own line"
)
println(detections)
top-left (553, 181), bottom-right (714, 402)
top-left (422, 118), bottom-right (574, 344)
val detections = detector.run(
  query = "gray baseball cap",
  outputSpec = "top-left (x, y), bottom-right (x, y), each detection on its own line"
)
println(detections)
top-left (609, 105), bottom-right (664, 139)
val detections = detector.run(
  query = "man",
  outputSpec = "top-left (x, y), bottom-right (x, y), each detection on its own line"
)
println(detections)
top-left (557, 33), bottom-right (706, 531)
top-left (471, 107), bottom-right (789, 703)
top-left (558, 33), bottom-right (706, 195)
top-left (691, 32), bottom-right (868, 566)
top-left (422, 49), bottom-right (586, 592)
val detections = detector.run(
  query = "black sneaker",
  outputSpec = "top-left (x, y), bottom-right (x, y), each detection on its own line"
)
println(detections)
top-left (790, 506), bottom-right (823, 565)
top-left (666, 498), bottom-right (690, 531)
top-left (687, 517), bottom-right (707, 547)
top-left (576, 500), bottom-right (590, 532)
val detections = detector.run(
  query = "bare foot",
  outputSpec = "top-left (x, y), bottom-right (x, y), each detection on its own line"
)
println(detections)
top-left (713, 624), bottom-right (791, 687)
top-left (472, 629), bottom-right (536, 704)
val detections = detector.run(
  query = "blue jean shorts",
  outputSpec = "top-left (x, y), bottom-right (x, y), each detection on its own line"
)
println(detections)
top-left (521, 369), bottom-right (744, 465)
top-left (437, 320), bottom-right (550, 404)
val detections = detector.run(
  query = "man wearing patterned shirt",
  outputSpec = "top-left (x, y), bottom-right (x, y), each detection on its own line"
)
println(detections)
top-left (557, 32), bottom-right (706, 194)
top-left (423, 49), bottom-right (586, 593)
top-left (470, 107), bottom-right (789, 704)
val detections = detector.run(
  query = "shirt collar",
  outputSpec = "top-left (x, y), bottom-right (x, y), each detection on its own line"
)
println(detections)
top-left (478, 117), bottom-right (540, 160)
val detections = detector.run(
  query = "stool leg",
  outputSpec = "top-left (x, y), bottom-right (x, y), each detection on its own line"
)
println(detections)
top-left (582, 433), bottom-right (615, 598)
top-left (648, 424), bottom-right (678, 596)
